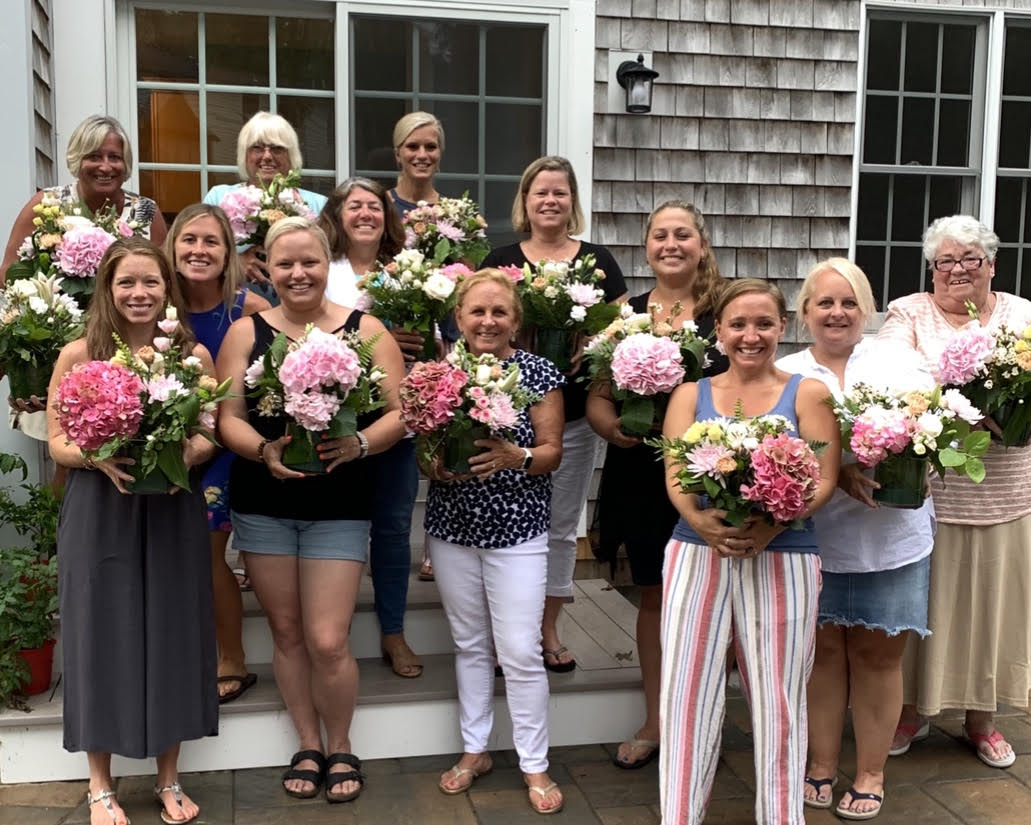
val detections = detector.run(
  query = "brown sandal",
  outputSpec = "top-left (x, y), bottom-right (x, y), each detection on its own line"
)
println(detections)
top-left (381, 635), bottom-right (423, 678)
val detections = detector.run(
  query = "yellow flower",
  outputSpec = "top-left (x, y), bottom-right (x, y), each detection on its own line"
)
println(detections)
top-left (110, 350), bottom-right (130, 367)
top-left (653, 321), bottom-right (673, 337)
top-left (706, 423), bottom-right (724, 441)
top-left (1023, 326), bottom-right (1031, 341)
top-left (684, 422), bottom-right (707, 443)
top-left (31, 216), bottom-right (43, 227)
top-left (902, 392), bottom-right (929, 416)
top-left (1016, 340), bottom-right (1029, 354)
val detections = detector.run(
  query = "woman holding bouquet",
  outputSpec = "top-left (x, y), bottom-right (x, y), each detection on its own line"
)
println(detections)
top-left (46, 237), bottom-right (217, 825)
top-left (167, 203), bottom-right (270, 703)
top-left (587, 200), bottom-right (727, 770)
top-left (776, 258), bottom-right (935, 819)
top-left (481, 156), bottom-right (627, 673)
top-left (878, 215), bottom-right (1031, 769)
top-left (423, 269), bottom-right (566, 813)
top-left (659, 278), bottom-right (839, 825)
top-left (216, 217), bottom-right (405, 803)
top-left (316, 177), bottom-right (424, 678)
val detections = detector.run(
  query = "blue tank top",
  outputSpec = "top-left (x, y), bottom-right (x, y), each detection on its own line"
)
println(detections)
top-left (188, 291), bottom-right (246, 360)
top-left (670, 373), bottom-right (817, 552)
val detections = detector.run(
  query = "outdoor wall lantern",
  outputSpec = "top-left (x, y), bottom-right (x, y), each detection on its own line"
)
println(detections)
top-left (616, 53), bottom-right (659, 114)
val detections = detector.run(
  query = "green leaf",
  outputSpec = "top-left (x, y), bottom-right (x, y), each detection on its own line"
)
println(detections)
top-left (619, 395), bottom-right (656, 437)
top-left (433, 237), bottom-right (452, 265)
top-left (963, 430), bottom-right (992, 455)
top-left (964, 457), bottom-right (986, 484)
top-left (326, 406), bottom-right (357, 438)
top-left (156, 444), bottom-right (191, 491)
top-left (937, 447), bottom-right (966, 467)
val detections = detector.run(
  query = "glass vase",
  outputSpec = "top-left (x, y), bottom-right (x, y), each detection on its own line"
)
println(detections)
top-left (443, 424), bottom-right (491, 474)
top-left (281, 422), bottom-right (328, 475)
top-left (535, 327), bottom-right (573, 373)
top-left (7, 361), bottom-right (51, 401)
top-left (873, 455), bottom-right (928, 509)
top-left (992, 398), bottom-right (1031, 447)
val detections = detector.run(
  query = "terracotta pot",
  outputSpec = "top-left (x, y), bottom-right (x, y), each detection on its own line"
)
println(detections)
top-left (17, 637), bottom-right (56, 696)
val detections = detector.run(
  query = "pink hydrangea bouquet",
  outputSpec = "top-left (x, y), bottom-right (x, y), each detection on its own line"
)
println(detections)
top-left (356, 251), bottom-right (472, 361)
top-left (830, 383), bottom-right (989, 506)
top-left (6, 192), bottom-right (138, 305)
top-left (650, 411), bottom-right (823, 528)
top-left (402, 195), bottom-right (490, 266)
top-left (219, 170), bottom-right (317, 247)
top-left (935, 303), bottom-right (1031, 446)
top-left (54, 307), bottom-right (232, 492)
top-left (517, 254), bottom-right (620, 372)
top-left (244, 324), bottom-right (385, 472)
top-left (399, 339), bottom-right (538, 472)
top-left (585, 301), bottom-right (710, 435)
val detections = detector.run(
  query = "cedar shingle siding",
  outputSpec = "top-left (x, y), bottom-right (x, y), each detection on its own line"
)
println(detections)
top-left (31, 0), bottom-right (56, 190)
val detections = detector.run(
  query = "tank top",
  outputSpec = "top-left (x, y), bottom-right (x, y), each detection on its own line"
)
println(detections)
top-left (670, 373), bottom-right (817, 552)
top-left (188, 291), bottom-right (246, 360)
top-left (228, 310), bottom-right (376, 521)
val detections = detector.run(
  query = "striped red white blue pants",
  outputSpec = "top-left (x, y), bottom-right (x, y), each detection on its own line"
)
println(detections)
top-left (659, 539), bottom-right (820, 825)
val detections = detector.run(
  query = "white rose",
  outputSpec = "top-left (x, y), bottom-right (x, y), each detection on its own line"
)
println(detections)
top-left (400, 270), bottom-right (413, 284)
top-left (396, 249), bottom-right (425, 269)
top-left (570, 305), bottom-right (587, 322)
top-left (422, 272), bottom-right (456, 301)
top-left (60, 215), bottom-right (93, 231)
top-left (27, 296), bottom-right (48, 315)
top-left (8, 279), bottom-right (37, 299)
top-left (541, 261), bottom-right (568, 280)
top-left (543, 286), bottom-right (558, 299)
top-left (916, 412), bottom-right (944, 438)
top-left (475, 364), bottom-right (493, 385)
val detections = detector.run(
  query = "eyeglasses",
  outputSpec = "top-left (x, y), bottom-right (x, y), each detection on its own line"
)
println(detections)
top-left (248, 143), bottom-right (288, 156)
top-left (931, 256), bottom-right (985, 273)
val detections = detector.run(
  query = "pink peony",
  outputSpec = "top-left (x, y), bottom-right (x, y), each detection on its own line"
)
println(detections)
top-left (849, 406), bottom-right (913, 466)
top-left (937, 322), bottom-right (995, 385)
top-left (440, 263), bottom-right (473, 282)
top-left (399, 361), bottom-right (468, 433)
top-left (56, 225), bottom-right (117, 277)
top-left (740, 433), bottom-right (821, 522)
top-left (54, 360), bottom-right (144, 450)
top-left (498, 265), bottom-right (524, 284)
top-left (610, 333), bottom-right (685, 395)
top-left (565, 281), bottom-right (602, 307)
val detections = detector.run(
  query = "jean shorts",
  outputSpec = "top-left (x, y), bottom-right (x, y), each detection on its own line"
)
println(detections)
top-left (230, 511), bottom-right (370, 562)
top-left (818, 554), bottom-right (931, 637)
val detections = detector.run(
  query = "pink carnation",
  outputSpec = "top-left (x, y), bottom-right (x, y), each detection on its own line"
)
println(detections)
top-left (740, 433), bottom-right (821, 523)
top-left (54, 360), bottom-right (144, 450)
top-left (219, 186), bottom-right (262, 242)
top-left (399, 361), bottom-right (468, 433)
top-left (937, 322), bottom-right (995, 385)
top-left (610, 333), bottom-right (685, 395)
top-left (485, 390), bottom-right (518, 431)
top-left (849, 406), bottom-right (913, 466)
top-left (56, 225), bottom-right (117, 277)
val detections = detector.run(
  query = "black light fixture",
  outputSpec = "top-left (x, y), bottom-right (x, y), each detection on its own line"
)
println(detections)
top-left (616, 53), bottom-right (659, 114)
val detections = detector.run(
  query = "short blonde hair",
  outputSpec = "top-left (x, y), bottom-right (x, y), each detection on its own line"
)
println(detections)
top-left (66, 115), bottom-right (133, 177)
top-left (264, 216), bottom-right (330, 262)
top-left (236, 112), bottom-right (303, 180)
top-left (797, 257), bottom-right (877, 318)
top-left (714, 278), bottom-right (787, 321)
top-left (510, 156), bottom-right (584, 235)
top-left (456, 269), bottom-right (523, 328)
top-left (392, 111), bottom-right (445, 153)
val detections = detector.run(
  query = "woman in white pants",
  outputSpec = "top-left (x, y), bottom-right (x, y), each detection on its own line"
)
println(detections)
top-left (422, 270), bottom-right (566, 814)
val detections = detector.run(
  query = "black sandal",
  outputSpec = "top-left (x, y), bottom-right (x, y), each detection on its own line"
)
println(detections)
top-left (281, 749), bottom-right (326, 799)
top-left (325, 752), bottom-right (364, 803)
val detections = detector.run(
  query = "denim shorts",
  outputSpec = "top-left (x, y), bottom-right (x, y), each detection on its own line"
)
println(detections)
top-left (818, 554), bottom-right (931, 637)
top-left (230, 511), bottom-right (370, 562)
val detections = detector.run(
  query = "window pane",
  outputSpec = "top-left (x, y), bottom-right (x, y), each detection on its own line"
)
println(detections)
top-left (432, 101), bottom-right (479, 175)
top-left (999, 101), bottom-right (1031, 170)
top-left (139, 169), bottom-right (201, 218)
top-left (941, 25), bottom-right (975, 95)
top-left (207, 14), bottom-right (269, 86)
top-left (353, 98), bottom-right (408, 172)
top-left (278, 96), bottom-right (335, 171)
top-left (137, 90), bottom-right (200, 165)
top-left (277, 17), bottom-right (333, 91)
top-left (857, 174), bottom-right (889, 240)
top-left (353, 18), bottom-right (412, 91)
top-left (855, 245), bottom-right (887, 307)
top-left (208, 171), bottom-right (243, 190)
top-left (994, 247), bottom-right (1018, 295)
top-left (862, 96), bottom-right (898, 164)
top-left (443, 176), bottom-right (480, 204)
top-left (486, 25), bottom-right (544, 97)
top-left (1004, 26), bottom-right (1031, 97)
top-left (900, 97), bottom-right (934, 166)
top-left (928, 176), bottom-right (964, 223)
top-left (1023, 250), bottom-right (1031, 301)
top-left (418, 22), bottom-right (478, 95)
top-left (486, 103), bottom-right (542, 176)
top-left (995, 177), bottom-right (1025, 242)
top-left (904, 23), bottom-right (938, 93)
top-left (485, 181), bottom-right (518, 234)
top-left (136, 9), bottom-right (197, 82)
top-left (892, 175), bottom-right (927, 240)
top-left (866, 20), bottom-right (901, 91)
top-left (206, 93), bottom-right (270, 168)
top-left (937, 98), bottom-right (970, 167)
top-left (887, 245), bottom-right (924, 303)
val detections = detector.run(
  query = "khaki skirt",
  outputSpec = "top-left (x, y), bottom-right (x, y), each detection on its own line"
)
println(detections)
top-left (902, 515), bottom-right (1031, 715)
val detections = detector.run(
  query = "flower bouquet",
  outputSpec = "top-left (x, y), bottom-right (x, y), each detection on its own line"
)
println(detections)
top-left (517, 254), bottom-right (619, 372)
top-left (356, 251), bottom-right (472, 361)
top-left (53, 308), bottom-right (232, 493)
top-left (585, 302), bottom-right (710, 436)
top-left (649, 410), bottom-right (824, 529)
top-left (5, 192), bottom-right (138, 305)
top-left (399, 339), bottom-right (538, 473)
top-left (829, 383), bottom-right (989, 508)
top-left (219, 170), bottom-right (317, 247)
top-left (936, 304), bottom-right (1031, 446)
top-left (402, 195), bottom-right (490, 266)
top-left (0, 274), bottom-right (84, 400)
top-left (244, 324), bottom-right (385, 473)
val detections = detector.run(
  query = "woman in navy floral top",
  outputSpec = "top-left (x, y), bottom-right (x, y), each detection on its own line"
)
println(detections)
top-left (423, 270), bottom-right (566, 814)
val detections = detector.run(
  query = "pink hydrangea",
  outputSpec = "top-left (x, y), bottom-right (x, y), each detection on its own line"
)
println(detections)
top-left (399, 361), bottom-right (468, 433)
top-left (610, 333), bottom-right (685, 395)
top-left (284, 389), bottom-right (341, 431)
top-left (849, 405), bottom-right (913, 466)
top-left (56, 225), bottom-right (117, 277)
top-left (279, 328), bottom-right (362, 395)
top-left (740, 433), bottom-right (821, 523)
top-left (219, 186), bottom-right (262, 242)
top-left (54, 360), bottom-right (144, 450)
top-left (937, 322), bottom-right (995, 385)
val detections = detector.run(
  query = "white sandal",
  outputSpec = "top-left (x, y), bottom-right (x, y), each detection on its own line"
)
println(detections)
top-left (87, 789), bottom-right (129, 825)
top-left (153, 781), bottom-right (197, 824)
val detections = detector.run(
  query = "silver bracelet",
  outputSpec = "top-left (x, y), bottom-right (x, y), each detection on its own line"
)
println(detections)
top-left (355, 431), bottom-right (369, 459)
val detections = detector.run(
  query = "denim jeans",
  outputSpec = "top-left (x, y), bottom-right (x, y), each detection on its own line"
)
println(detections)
top-left (370, 438), bottom-right (419, 634)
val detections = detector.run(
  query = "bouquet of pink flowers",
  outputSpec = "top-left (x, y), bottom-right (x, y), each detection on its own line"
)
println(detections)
top-left (244, 324), bottom-right (385, 472)
top-left (219, 170), bottom-right (317, 247)
top-left (935, 303), bottom-right (1031, 446)
top-left (54, 307), bottom-right (232, 492)
top-left (402, 195), bottom-right (490, 266)
top-left (585, 301), bottom-right (710, 435)
top-left (399, 339), bottom-right (538, 472)
top-left (650, 410), bottom-right (823, 528)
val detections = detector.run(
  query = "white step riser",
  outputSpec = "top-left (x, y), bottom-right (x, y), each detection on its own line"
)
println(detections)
top-left (0, 690), bottom-right (641, 783)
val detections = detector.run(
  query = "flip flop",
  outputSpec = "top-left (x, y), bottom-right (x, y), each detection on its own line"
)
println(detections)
top-left (438, 759), bottom-right (493, 794)
top-left (232, 567), bottom-right (252, 591)
top-left (888, 719), bottom-right (929, 756)
top-left (542, 646), bottom-right (576, 673)
top-left (418, 558), bottom-right (435, 581)
top-left (803, 775), bottom-right (838, 809)
top-left (381, 638), bottom-right (423, 678)
top-left (612, 738), bottom-right (659, 769)
top-left (217, 672), bottom-right (257, 704)
top-left (527, 781), bottom-right (564, 815)
top-left (963, 726), bottom-right (1016, 768)
top-left (836, 787), bottom-right (883, 821)
top-left (153, 782), bottom-right (198, 824)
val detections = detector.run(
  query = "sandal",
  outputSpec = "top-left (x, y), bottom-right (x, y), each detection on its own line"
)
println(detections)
top-left (527, 781), bottom-right (564, 815)
top-left (217, 672), bottom-right (257, 704)
top-left (153, 782), bottom-right (197, 825)
top-left (963, 726), bottom-right (1016, 768)
top-left (233, 567), bottom-right (252, 591)
top-left (418, 557), bottom-right (435, 582)
top-left (888, 719), bottom-right (929, 756)
top-left (87, 789), bottom-right (129, 825)
top-left (439, 757), bottom-right (493, 795)
top-left (612, 738), bottom-right (659, 769)
top-left (381, 636), bottom-right (423, 678)
top-left (542, 646), bottom-right (576, 673)
top-left (281, 749), bottom-right (326, 799)
top-left (325, 752), bottom-right (364, 803)
top-left (836, 787), bottom-right (883, 821)
top-left (802, 775), bottom-right (838, 809)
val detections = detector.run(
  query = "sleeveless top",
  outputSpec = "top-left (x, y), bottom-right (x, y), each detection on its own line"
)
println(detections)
top-left (228, 310), bottom-right (376, 521)
top-left (670, 373), bottom-right (817, 552)
top-left (47, 184), bottom-right (158, 239)
top-left (188, 291), bottom-right (246, 360)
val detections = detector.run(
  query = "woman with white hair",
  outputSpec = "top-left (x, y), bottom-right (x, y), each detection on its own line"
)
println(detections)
top-left (878, 215), bottom-right (1031, 771)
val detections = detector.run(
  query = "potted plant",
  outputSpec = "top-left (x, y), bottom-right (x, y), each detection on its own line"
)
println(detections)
top-left (0, 451), bottom-right (60, 711)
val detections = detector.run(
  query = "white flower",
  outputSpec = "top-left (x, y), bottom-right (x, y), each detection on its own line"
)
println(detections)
top-left (940, 388), bottom-right (983, 425)
top-left (475, 363), bottom-right (493, 385)
top-left (244, 358), bottom-right (265, 387)
top-left (165, 306), bottom-right (178, 321)
top-left (570, 305), bottom-right (587, 323)
top-left (183, 355), bottom-right (203, 369)
top-left (620, 303), bottom-right (634, 319)
top-left (916, 411), bottom-right (944, 438)
top-left (912, 442), bottom-right (927, 456)
top-left (27, 296), bottom-right (48, 315)
top-left (395, 249), bottom-right (425, 269)
top-left (8, 279), bottom-right (38, 299)
top-left (540, 261), bottom-right (569, 280)
top-left (59, 215), bottom-right (92, 231)
top-left (543, 285), bottom-right (559, 299)
top-left (399, 270), bottom-right (413, 285)
top-left (626, 313), bottom-right (652, 331)
top-left (681, 320), bottom-right (698, 332)
top-left (422, 272), bottom-right (456, 301)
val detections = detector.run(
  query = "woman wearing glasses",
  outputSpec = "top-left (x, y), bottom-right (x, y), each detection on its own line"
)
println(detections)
top-left (877, 215), bottom-right (1031, 770)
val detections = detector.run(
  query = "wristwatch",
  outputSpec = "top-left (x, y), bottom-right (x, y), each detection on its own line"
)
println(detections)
top-left (520, 448), bottom-right (533, 471)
